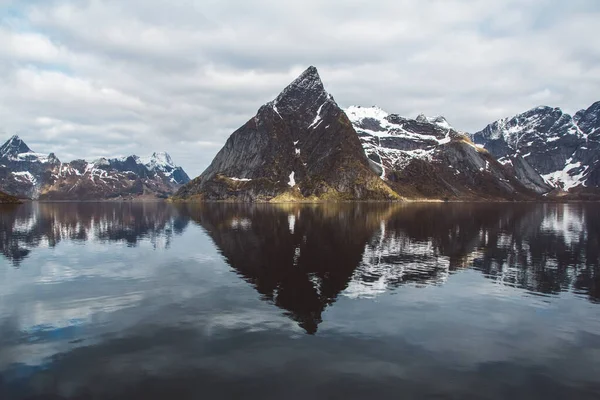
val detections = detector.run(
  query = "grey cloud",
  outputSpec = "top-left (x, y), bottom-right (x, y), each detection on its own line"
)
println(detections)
top-left (0, 0), bottom-right (598, 177)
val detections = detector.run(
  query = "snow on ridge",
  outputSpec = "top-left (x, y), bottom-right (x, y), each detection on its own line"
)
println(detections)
top-left (428, 116), bottom-right (452, 130)
top-left (346, 105), bottom-right (389, 123)
top-left (11, 152), bottom-right (53, 163)
top-left (88, 152), bottom-right (178, 172)
top-left (347, 106), bottom-right (456, 132)
top-left (288, 171), bottom-right (296, 187)
top-left (142, 152), bottom-right (177, 169)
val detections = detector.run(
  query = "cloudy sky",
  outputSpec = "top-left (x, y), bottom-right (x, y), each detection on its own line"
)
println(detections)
top-left (0, 0), bottom-right (599, 176)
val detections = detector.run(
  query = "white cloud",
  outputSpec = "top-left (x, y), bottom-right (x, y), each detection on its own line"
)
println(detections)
top-left (0, 0), bottom-right (598, 176)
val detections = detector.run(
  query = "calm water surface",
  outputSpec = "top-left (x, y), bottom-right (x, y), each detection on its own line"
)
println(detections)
top-left (0, 202), bottom-right (599, 399)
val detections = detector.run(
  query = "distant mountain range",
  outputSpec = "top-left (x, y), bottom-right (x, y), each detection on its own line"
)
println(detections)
top-left (2, 66), bottom-right (598, 202)
top-left (0, 135), bottom-right (190, 200)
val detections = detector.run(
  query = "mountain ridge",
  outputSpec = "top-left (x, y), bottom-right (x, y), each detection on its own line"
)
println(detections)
top-left (346, 105), bottom-right (547, 199)
top-left (176, 66), bottom-right (599, 202)
top-left (0, 135), bottom-right (190, 200)
top-left (472, 101), bottom-right (600, 193)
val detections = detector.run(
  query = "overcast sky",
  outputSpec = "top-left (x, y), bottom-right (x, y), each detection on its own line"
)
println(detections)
top-left (1, 0), bottom-right (599, 176)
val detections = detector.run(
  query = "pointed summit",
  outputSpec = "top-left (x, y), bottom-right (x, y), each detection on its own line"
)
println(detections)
top-left (416, 114), bottom-right (428, 123)
top-left (415, 114), bottom-right (452, 129)
top-left (270, 66), bottom-right (331, 116)
top-left (144, 152), bottom-right (176, 169)
top-left (574, 100), bottom-right (600, 139)
top-left (284, 66), bottom-right (323, 92)
top-left (0, 135), bottom-right (31, 158)
top-left (174, 66), bottom-right (398, 202)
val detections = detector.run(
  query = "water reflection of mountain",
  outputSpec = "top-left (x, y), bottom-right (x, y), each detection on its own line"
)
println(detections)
top-left (181, 203), bottom-right (599, 333)
top-left (2, 202), bottom-right (598, 332)
top-left (351, 203), bottom-right (599, 303)
top-left (0, 202), bottom-right (190, 266)
top-left (179, 204), bottom-right (395, 334)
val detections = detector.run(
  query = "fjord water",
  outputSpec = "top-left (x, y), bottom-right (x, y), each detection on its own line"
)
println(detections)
top-left (0, 203), bottom-right (599, 399)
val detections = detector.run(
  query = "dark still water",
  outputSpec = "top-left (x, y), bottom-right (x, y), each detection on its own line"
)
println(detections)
top-left (1, 202), bottom-right (599, 399)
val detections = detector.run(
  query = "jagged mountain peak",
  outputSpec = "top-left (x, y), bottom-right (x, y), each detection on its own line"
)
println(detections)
top-left (416, 114), bottom-right (453, 129)
top-left (472, 101), bottom-right (600, 191)
top-left (147, 152), bottom-right (175, 167)
top-left (269, 66), bottom-right (332, 117)
top-left (0, 135), bottom-right (31, 158)
top-left (175, 67), bottom-right (397, 202)
top-left (285, 65), bottom-right (323, 92)
top-left (476, 105), bottom-right (581, 143)
top-left (574, 100), bottom-right (600, 139)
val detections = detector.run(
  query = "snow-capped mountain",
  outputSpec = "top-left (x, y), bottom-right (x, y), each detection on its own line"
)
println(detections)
top-left (0, 135), bottom-right (61, 198)
top-left (346, 106), bottom-right (546, 199)
top-left (472, 102), bottom-right (600, 192)
top-left (174, 66), bottom-right (397, 202)
top-left (0, 135), bottom-right (190, 200)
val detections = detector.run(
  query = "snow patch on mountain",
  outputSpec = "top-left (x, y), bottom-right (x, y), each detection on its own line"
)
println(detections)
top-left (541, 159), bottom-right (588, 191)
top-left (472, 102), bottom-right (599, 191)
top-left (0, 135), bottom-right (191, 199)
top-left (346, 106), bottom-right (460, 176)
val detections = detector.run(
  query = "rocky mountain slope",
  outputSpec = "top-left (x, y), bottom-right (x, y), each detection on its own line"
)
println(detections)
top-left (0, 135), bottom-right (190, 200)
top-left (472, 102), bottom-right (600, 193)
top-left (0, 190), bottom-right (21, 204)
top-left (174, 66), bottom-right (398, 202)
top-left (346, 106), bottom-right (546, 199)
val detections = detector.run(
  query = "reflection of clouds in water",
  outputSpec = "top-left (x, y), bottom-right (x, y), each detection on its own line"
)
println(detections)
top-left (0, 291), bottom-right (145, 369)
top-left (205, 309), bottom-right (302, 336)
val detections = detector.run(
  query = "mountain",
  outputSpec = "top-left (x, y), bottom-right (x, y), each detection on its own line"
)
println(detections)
top-left (0, 135), bottom-right (190, 200)
top-left (346, 106), bottom-right (545, 200)
top-left (174, 66), bottom-right (398, 202)
top-left (0, 135), bottom-right (61, 198)
top-left (472, 103), bottom-right (600, 193)
top-left (0, 190), bottom-right (21, 204)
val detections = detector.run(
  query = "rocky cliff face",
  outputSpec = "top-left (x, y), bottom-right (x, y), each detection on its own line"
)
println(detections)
top-left (174, 67), bottom-right (398, 202)
top-left (472, 103), bottom-right (600, 192)
top-left (0, 136), bottom-right (190, 200)
top-left (346, 106), bottom-right (545, 199)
